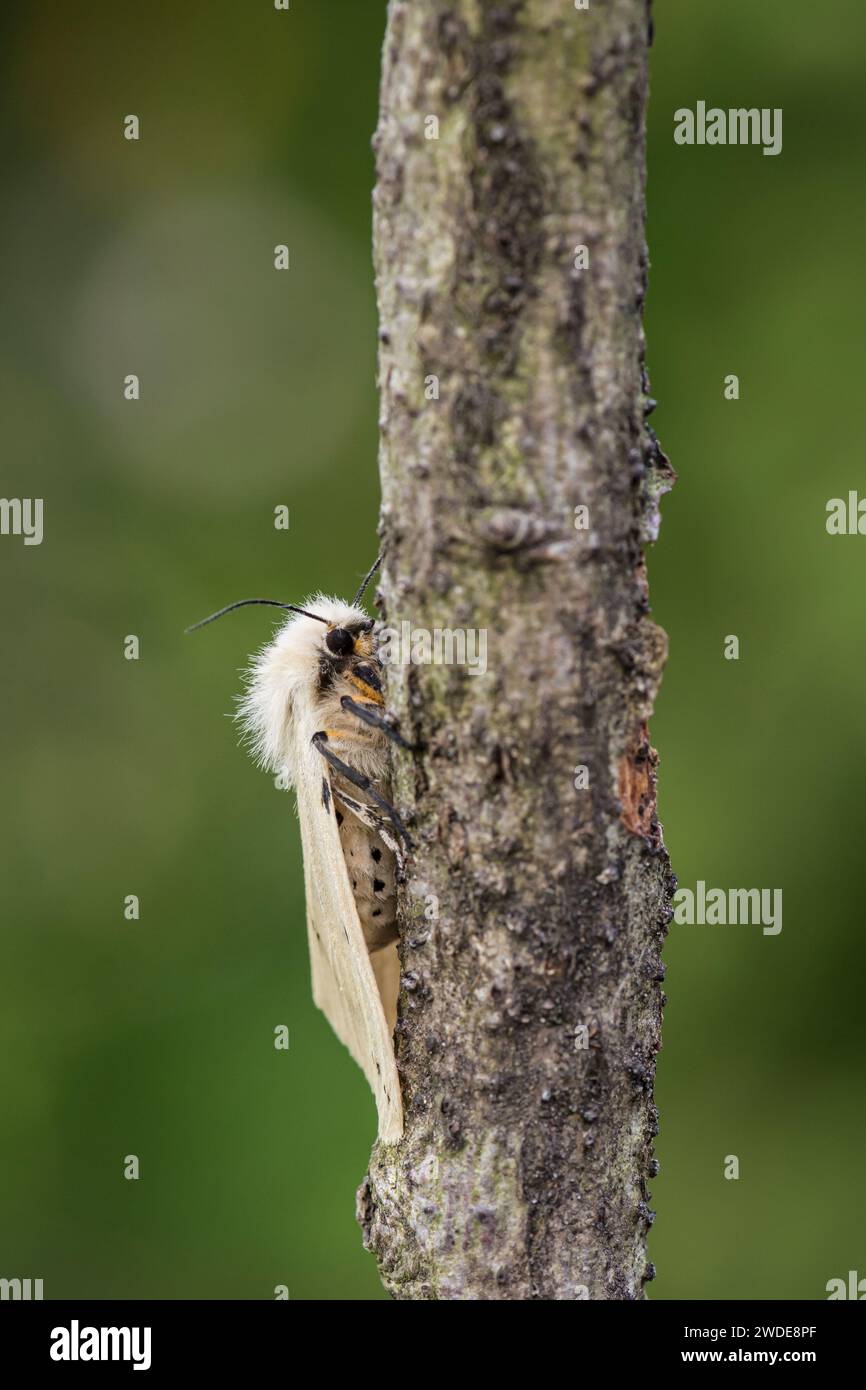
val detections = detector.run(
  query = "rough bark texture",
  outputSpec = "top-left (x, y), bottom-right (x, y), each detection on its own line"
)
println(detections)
top-left (358, 0), bottom-right (675, 1300)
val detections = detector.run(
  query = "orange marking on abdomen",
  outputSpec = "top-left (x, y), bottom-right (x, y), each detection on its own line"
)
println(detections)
top-left (347, 673), bottom-right (384, 705)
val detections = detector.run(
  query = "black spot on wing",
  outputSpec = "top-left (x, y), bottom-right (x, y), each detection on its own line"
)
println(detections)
top-left (371, 847), bottom-right (382, 863)
top-left (373, 878), bottom-right (385, 893)
top-left (321, 778), bottom-right (331, 812)
top-left (336, 810), bottom-right (344, 826)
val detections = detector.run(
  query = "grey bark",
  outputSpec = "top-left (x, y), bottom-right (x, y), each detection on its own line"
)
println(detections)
top-left (358, 0), bottom-right (675, 1300)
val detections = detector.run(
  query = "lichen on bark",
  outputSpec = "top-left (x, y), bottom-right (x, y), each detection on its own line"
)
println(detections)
top-left (358, 0), bottom-right (675, 1300)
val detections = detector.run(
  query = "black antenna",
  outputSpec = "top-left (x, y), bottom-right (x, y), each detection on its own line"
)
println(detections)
top-left (185, 599), bottom-right (327, 634)
top-left (352, 556), bottom-right (381, 607)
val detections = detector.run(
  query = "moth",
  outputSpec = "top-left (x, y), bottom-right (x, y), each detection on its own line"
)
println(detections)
top-left (188, 559), bottom-right (410, 1141)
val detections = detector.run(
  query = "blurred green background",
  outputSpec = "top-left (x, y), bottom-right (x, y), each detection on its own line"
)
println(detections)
top-left (0, 0), bottom-right (862, 1300)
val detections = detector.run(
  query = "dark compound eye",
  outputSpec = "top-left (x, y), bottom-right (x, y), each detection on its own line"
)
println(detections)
top-left (326, 626), bottom-right (355, 656)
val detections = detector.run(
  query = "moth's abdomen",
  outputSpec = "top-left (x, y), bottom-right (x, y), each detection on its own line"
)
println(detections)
top-left (334, 795), bottom-right (397, 952)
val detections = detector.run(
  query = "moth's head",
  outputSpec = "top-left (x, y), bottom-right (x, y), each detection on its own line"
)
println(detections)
top-left (323, 607), bottom-right (375, 661)
top-left (274, 595), bottom-right (374, 664)
top-left (235, 596), bottom-right (373, 775)
top-left (187, 558), bottom-right (382, 781)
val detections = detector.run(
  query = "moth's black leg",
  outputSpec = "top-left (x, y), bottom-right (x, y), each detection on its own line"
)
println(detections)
top-left (340, 696), bottom-right (419, 751)
top-left (335, 789), bottom-right (384, 831)
top-left (335, 792), bottom-right (401, 854)
top-left (312, 732), bottom-right (414, 850)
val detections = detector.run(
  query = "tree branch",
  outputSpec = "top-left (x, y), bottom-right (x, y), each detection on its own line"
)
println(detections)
top-left (358, 0), bottom-right (675, 1301)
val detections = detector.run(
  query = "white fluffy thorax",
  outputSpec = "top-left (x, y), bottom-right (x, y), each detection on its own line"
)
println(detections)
top-left (237, 593), bottom-right (373, 779)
